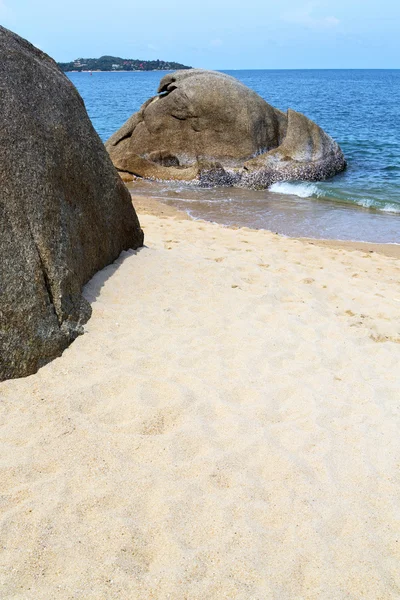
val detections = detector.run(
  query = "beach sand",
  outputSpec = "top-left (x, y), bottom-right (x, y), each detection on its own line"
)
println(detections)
top-left (1, 197), bottom-right (400, 599)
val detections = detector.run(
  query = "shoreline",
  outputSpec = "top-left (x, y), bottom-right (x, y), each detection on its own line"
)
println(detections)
top-left (65, 69), bottom-right (183, 73)
top-left (131, 194), bottom-right (400, 259)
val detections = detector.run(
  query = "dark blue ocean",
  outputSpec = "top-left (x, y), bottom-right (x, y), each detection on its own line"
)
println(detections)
top-left (69, 70), bottom-right (400, 242)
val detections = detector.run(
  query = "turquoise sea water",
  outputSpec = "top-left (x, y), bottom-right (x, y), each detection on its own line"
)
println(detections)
top-left (69, 70), bottom-right (400, 242)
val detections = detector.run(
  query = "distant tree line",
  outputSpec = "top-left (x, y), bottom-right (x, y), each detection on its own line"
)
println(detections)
top-left (58, 55), bottom-right (191, 72)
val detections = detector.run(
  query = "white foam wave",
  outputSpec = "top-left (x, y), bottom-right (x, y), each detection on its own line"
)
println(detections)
top-left (357, 198), bottom-right (375, 209)
top-left (356, 198), bottom-right (400, 213)
top-left (379, 203), bottom-right (400, 214)
top-left (269, 183), bottom-right (400, 214)
top-left (269, 182), bottom-right (321, 198)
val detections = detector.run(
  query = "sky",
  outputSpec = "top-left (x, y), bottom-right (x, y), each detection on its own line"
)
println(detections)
top-left (1, 0), bottom-right (399, 69)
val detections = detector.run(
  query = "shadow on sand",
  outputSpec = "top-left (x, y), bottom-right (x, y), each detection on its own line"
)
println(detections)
top-left (83, 246), bottom-right (146, 304)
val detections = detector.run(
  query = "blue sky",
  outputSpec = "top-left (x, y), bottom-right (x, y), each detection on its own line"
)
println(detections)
top-left (1, 0), bottom-right (399, 69)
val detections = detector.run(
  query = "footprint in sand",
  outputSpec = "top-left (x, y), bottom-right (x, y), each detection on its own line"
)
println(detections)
top-left (370, 334), bottom-right (400, 344)
top-left (139, 408), bottom-right (180, 436)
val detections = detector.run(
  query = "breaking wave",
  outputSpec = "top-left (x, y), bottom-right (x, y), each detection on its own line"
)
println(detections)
top-left (269, 181), bottom-right (400, 213)
top-left (269, 182), bottom-right (322, 198)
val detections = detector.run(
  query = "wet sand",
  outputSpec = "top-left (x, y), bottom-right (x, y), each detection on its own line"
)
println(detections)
top-left (132, 194), bottom-right (400, 258)
top-left (1, 197), bottom-right (399, 598)
top-left (127, 177), bottom-right (400, 246)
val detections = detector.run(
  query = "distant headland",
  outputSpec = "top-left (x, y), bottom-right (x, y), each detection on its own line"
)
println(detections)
top-left (57, 55), bottom-right (192, 72)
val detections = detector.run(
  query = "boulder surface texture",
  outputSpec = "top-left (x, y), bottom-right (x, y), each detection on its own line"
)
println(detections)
top-left (0, 26), bottom-right (144, 382)
top-left (106, 69), bottom-right (346, 188)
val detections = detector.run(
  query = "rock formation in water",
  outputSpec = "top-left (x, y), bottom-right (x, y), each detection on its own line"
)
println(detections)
top-left (106, 69), bottom-right (346, 188)
top-left (0, 26), bottom-right (144, 382)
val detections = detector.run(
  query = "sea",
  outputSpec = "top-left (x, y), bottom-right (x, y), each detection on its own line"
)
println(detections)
top-left (68, 70), bottom-right (400, 243)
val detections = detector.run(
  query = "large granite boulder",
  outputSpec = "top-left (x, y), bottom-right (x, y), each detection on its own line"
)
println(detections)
top-left (106, 69), bottom-right (346, 188)
top-left (0, 26), bottom-right (144, 382)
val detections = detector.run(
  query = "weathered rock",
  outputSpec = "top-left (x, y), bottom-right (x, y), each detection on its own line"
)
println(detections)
top-left (118, 171), bottom-right (137, 183)
top-left (106, 69), bottom-right (346, 188)
top-left (0, 26), bottom-right (144, 382)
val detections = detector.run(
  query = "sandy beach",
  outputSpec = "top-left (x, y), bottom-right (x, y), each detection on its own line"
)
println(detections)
top-left (1, 198), bottom-right (400, 599)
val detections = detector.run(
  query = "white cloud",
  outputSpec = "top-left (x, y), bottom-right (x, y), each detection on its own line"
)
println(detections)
top-left (210, 39), bottom-right (223, 48)
top-left (281, 3), bottom-right (340, 29)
